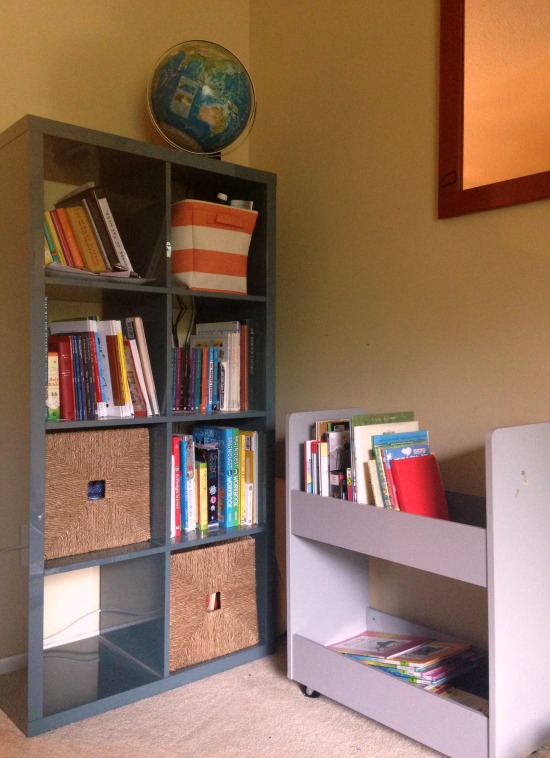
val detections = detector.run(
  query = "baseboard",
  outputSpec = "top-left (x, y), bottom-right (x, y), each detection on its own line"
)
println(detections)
top-left (0, 653), bottom-right (27, 675)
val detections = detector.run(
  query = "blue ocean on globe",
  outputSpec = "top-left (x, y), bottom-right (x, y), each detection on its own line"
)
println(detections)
top-left (148, 40), bottom-right (255, 155)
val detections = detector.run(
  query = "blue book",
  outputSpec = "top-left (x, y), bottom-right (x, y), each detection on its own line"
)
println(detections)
top-left (372, 431), bottom-right (429, 509)
top-left (70, 335), bottom-right (85, 420)
top-left (210, 347), bottom-right (219, 411)
top-left (192, 426), bottom-right (238, 527)
top-left (179, 434), bottom-right (195, 532)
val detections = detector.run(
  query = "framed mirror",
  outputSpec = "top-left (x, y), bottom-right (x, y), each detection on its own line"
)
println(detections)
top-left (438, 0), bottom-right (550, 218)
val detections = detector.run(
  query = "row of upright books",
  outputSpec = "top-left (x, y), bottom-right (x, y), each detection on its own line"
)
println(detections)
top-left (44, 181), bottom-right (137, 278)
top-left (171, 425), bottom-right (259, 536)
top-left (46, 316), bottom-right (159, 421)
top-left (302, 410), bottom-right (450, 520)
top-left (172, 320), bottom-right (253, 413)
top-left (328, 629), bottom-right (488, 713)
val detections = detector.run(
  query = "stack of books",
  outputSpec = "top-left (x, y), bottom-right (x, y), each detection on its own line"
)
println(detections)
top-left (172, 320), bottom-right (252, 413)
top-left (329, 630), bottom-right (486, 691)
top-left (46, 315), bottom-right (159, 421)
top-left (171, 424), bottom-right (259, 537)
top-left (302, 410), bottom-right (450, 520)
top-left (44, 181), bottom-right (137, 278)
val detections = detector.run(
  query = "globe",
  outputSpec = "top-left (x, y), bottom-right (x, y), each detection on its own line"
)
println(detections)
top-left (147, 40), bottom-right (256, 155)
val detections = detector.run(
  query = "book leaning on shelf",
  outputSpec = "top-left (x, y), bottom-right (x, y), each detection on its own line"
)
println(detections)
top-left (47, 316), bottom-right (159, 420)
top-left (44, 181), bottom-right (139, 278)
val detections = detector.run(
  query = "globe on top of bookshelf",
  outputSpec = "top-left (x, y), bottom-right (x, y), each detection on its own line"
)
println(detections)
top-left (147, 40), bottom-right (256, 156)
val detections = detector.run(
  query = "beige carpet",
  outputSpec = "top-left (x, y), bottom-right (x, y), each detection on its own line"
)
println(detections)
top-left (0, 639), bottom-right (442, 758)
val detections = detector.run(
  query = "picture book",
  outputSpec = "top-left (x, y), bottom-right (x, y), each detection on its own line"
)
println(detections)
top-left (390, 453), bottom-right (450, 520)
top-left (351, 415), bottom-right (418, 504)
top-left (385, 639), bottom-right (471, 669)
top-left (328, 630), bottom-right (431, 659)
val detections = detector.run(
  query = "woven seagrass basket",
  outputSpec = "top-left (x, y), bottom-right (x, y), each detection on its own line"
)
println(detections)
top-left (170, 536), bottom-right (258, 670)
top-left (44, 427), bottom-right (151, 559)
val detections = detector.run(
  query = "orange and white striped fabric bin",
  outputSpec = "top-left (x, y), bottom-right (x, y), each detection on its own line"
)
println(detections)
top-left (171, 199), bottom-right (258, 293)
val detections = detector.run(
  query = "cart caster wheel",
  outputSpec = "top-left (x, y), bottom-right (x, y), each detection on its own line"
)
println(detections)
top-left (301, 685), bottom-right (320, 698)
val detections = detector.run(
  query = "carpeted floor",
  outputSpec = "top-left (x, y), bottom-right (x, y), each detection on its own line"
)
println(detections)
top-left (0, 640), bottom-right (442, 758)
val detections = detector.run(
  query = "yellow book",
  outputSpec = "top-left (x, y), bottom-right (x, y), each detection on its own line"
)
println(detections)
top-left (44, 211), bottom-right (66, 265)
top-left (240, 430), bottom-right (257, 525)
top-left (115, 327), bottom-right (131, 405)
top-left (44, 236), bottom-right (54, 264)
top-left (238, 429), bottom-right (247, 524)
top-left (195, 460), bottom-right (208, 531)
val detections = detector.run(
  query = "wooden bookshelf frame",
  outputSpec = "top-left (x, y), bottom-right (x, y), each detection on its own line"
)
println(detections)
top-left (0, 115), bottom-right (276, 736)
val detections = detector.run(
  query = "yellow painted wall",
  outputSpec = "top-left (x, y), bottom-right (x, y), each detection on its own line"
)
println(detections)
top-left (0, 0), bottom-right (251, 165)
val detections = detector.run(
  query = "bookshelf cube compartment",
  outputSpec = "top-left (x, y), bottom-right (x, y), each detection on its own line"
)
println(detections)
top-left (43, 554), bottom-right (165, 717)
top-left (170, 537), bottom-right (259, 671)
top-left (171, 199), bottom-right (258, 294)
top-left (45, 427), bottom-right (151, 559)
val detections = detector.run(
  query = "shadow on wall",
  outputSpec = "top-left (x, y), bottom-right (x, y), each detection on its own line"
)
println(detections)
top-left (439, 447), bottom-right (486, 500)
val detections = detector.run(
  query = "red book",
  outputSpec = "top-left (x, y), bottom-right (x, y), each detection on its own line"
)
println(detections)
top-left (47, 335), bottom-right (76, 420)
top-left (390, 454), bottom-right (450, 520)
top-left (200, 346), bottom-right (208, 413)
top-left (172, 435), bottom-right (181, 538)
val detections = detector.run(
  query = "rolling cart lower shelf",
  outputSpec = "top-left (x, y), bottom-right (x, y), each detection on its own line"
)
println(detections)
top-left (286, 409), bottom-right (550, 758)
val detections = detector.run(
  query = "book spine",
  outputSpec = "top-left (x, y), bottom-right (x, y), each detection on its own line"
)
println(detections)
top-left (80, 334), bottom-right (97, 419)
top-left (195, 460), bottom-right (208, 531)
top-left (131, 316), bottom-right (159, 415)
top-left (53, 207), bottom-right (87, 269)
top-left (80, 197), bottom-right (112, 269)
top-left (80, 196), bottom-right (120, 269)
top-left (172, 436), bottom-right (181, 538)
top-left (240, 322), bottom-right (248, 411)
top-left (205, 448), bottom-right (219, 527)
top-left (46, 352), bottom-right (60, 421)
top-left (200, 346), bottom-right (208, 413)
top-left (44, 213), bottom-right (64, 264)
top-left (232, 429), bottom-right (239, 526)
top-left (210, 347), bottom-right (219, 411)
top-left (105, 333), bottom-right (124, 406)
top-left (94, 190), bottom-right (134, 271)
top-left (115, 327), bottom-right (131, 407)
top-left (123, 339), bottom-right (148, 416)
top-left (183, 437), bottom-right (196, 532)
top-left (48, 336), bottom-right (76, 420)
top-left (65, 205), bottom-right (107, 272)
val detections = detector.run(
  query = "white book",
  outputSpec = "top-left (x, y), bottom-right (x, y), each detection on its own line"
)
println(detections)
top-left (196, 320), bottom-right (240, 334)
top-left (318, 441), bottom-right (330, 497)
top-left (126, 317), bottom-right (159, 415)
top-left (127, 337), bottom-right (152, 416)
top-left (96, 320), bottom-right (133, 418)
top-left (352, 421), bottom-right (419, 504)
top-left (95, 193), bottom-right (134, 272)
